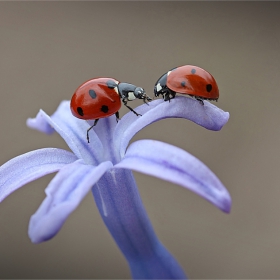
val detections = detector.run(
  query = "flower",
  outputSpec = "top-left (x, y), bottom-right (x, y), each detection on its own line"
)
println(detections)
top-left (0, 96), bottom-right (230, 279)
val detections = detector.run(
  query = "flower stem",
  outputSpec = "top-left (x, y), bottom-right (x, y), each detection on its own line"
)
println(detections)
top-left (92, 168), bottom-right (187, 279)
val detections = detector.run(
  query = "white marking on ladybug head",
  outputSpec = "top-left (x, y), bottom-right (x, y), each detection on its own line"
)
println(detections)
top-left (156, 83), bottom-right (162, 92)
top-left (114, 87), bottom-right (119, 94)
top-left (128, 91), bottom-right (136, 101)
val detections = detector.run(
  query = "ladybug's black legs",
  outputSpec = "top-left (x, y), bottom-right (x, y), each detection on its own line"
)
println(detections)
top-left (115, 111), bottom-right (120, 122)
top-left (122, 99), bottom-right (142, 117)
top-left (87, 118), bottom-right (99, 143)
top-left (163, 89), bottom-right (176, 102)
top-left (195, 97), bottom-right (204, 105)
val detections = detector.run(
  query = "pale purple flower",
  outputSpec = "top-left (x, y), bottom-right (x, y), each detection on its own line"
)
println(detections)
top-left (0, 96), bottom-right (230, 279)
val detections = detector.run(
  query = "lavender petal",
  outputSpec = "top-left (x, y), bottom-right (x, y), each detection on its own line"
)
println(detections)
top-left (115, 139), bottom-right (231, 213)
top-left (93, 168), bottom-right (187, 279)
top-left (28, 160), bottom-right (113, 243)
top-left (0, 148), bottom-right (77, 203)
top-left (27, 101), bottom-right (103, 165)
top-left (114, 97), bottom-right (230, 157)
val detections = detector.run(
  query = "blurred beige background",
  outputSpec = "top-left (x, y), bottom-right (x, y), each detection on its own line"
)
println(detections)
top-left (0, 2), bottom-right (279, 279)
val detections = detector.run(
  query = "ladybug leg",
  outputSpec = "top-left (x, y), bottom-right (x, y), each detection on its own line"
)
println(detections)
top-left (143, 95), bottom-right (153, 105)
top-left (195, 97), bottom-right (204, 105)
top-left (122, 99), bottom-right (142, 117)
top-left (163, 89), bottom-right (176, 102)
top-left (87, 119), bottom-right (99, 143)
top-left (115, 111), bottom-right (120, 122)
top-left (164, 94), bottom-right (171, 102)
top-left (169, 91), bottom-right (176, 100)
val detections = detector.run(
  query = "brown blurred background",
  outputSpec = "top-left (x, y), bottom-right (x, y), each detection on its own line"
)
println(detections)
top-left (0, 2), bottom-right (279, 279)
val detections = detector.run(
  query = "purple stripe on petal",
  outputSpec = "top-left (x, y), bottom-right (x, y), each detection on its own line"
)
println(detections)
top-left (0, 148), bottom-right (77, 203)
top-left (115, 139), bottom-right (231, 213)
top-left (28, 160), bottom-right (113, 243)
top-left (114, 97), bottom-right (230, 157)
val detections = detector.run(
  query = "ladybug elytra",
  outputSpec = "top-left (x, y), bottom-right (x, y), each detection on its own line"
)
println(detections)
top-left (154, 65), bottom-right (219, 103)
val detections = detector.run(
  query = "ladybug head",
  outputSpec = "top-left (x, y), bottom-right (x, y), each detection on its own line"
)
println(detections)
top-left (134, 87), bottom-right (152, 103)
top-left (154, 84), bottom-right (165, 97)
top-left (134, 87), bottom-right (145, 98)
top-left (154, 72), bottom-right (169, 98)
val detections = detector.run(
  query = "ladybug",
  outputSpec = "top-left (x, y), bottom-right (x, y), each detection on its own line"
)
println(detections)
top-left (70, 77), bottom-right (152, 143)
top-left (154, 65), bottom-right (219, 103)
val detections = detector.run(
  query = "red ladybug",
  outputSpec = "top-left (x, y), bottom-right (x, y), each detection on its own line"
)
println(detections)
top-left (70, 77), bottom-right (152, 142)
top-left (154, 65), bottom-right (219, 103)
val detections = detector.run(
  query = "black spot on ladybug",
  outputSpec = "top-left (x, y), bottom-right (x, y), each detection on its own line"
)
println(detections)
top-left (206, 84), bottom-right (212, 92)
top-left (89, 89), bottom-right (97, 99)
top-left (181, 81), bottom-right (186, 87)
top-left (106, 80), bottom-right (118, 89)
top-left (101, 105), bottom-right (109, 113)
top-left (77, 107), bottom-right (84, 116)
top-left (191, 68), bottom-right (196, 74)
